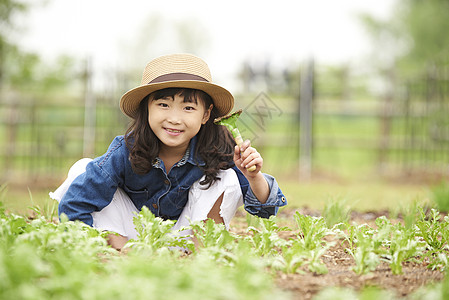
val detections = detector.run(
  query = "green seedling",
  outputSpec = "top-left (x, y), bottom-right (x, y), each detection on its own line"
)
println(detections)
top-left (214, 109), bottom-right (256, 172)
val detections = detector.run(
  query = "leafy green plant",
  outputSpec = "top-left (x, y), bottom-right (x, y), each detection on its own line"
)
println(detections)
top-left (314, 286), bottom-right (396, 300)
top-left (27, 191), bottom-right (58, 223)
top-left (0, 206), bottom-right (289, 300)
top-left (344, 213), bottom-right (428, 275)
top-left (345, 215), bottom-right (425, 275)
top-left (0, 196), bottom-right (447, 298)
top-left (0, 213), bottom-right (29, 251)
top-left (431, 181), bottom-right (449, 212)
top-left (0, 185), bottom-right (7, 216)
top-left (245, 215), bottom-right (290, 256)
top-left (190, 218), bottom-right (238, 250)
top-left (126, 206), bottom-right (192, 253)
top-left (416, 208), bottom-right (448, 251)
top-left (410, 271), bottom-right (449, 300)
top-left (306, 244), bottom-right (330, 274)
top-left (187, 218), bottom-right (241, 266)
top-left (415, 208), bottom-right (449, 271)
top-left (344, 222), bottom-right (383, 274)
top-left (290, 212), bottom-right (332, 274)
top-left (271, 244), bottom-right (307, 274)
top-left (0, 211), bottom-right (116, 300)
top-left (294, 211), bottom-right (329, 250)
top-left (399, 199), bottom-right (421, 230)
top-left (381, 218), bottom-right (425, 275)
top-left (322, 196), bottom-right (351, 228)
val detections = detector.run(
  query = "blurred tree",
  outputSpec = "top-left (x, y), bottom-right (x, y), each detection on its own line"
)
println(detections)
top-left (0, 0), bottom-right (78, 96)
top-left (399, 0), bottom-right (449, 70)
top-left (119, 13), bottom-right (211, 81)
top-left (315, 64), bottom-right (351, 101)
top-left (175, 19), bottom-right (210, 55)
top-left (360, 0), bottom-right (449, 78)
top-left (0, 0), bottom-right (28, 87)
top-left (2, 40), bottom-right (77, 95)
top-left (361, 0), bottom-right (449, 174)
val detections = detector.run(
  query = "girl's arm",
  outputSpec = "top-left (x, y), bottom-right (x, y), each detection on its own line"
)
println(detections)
top-left (233, 140), bottom-right (269, 203)
top-left (58, 136), bottom-right (126, 226)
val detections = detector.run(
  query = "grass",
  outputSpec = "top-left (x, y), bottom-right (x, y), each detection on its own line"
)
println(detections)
top-left (0, 94), bottom-right (439, 215)
top-left (1, 178), bottom-right (430, 216)
top-left (322, 196), bottom-right (351, 227)
top-left (1, 187), bottom-right (55, 214)
top-left (279, 180), bottom-right (429, 212)
top-left (431, 181), bottom-right (449, 212)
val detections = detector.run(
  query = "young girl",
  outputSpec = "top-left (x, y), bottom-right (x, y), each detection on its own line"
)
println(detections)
top-left (51, 53), bottom-right (287, 250)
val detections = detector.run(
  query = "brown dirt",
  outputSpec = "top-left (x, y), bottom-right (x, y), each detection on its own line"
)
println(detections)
top-left (229, 208), bottom-right (446, 299)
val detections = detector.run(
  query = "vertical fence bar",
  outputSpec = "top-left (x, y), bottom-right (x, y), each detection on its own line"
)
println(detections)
top-left (4, 96), bottom-right (18, 179)
top-left (299, 59), bottom-right (314, 181)
top-left (402, 82), bottom-right (411, 174)
top-left (83, 57), bottom-right (96, 158)
top-left (378, 67), bottom-right (395, 174)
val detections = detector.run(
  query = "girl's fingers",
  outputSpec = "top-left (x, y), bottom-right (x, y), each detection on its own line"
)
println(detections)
top-left (233, 141), bottom-right (263, 173)
top-left (240, 148), bottom-right (263, 170)
top-left (243, 157), bottom-right (262, 170)
top-left (241, 151), bottom-right (259, 166)
top-left (233, 145), bottom-right (242, 167)
top-left (234, 145), bottom-right (240, 159)
top-left (240, 140), bottom-right (251, 152)
top-left (242, 154), bottom-right (262, 169)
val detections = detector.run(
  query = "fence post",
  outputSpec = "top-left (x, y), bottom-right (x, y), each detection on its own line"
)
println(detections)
top-left (4, 94), bottom-right (19, 179)
top-left (299, 59), bottom-right (314, 180)
top-left (83, 57), bottom-right (96, 158)
top-left (378, 66), bottom-right (395, 174)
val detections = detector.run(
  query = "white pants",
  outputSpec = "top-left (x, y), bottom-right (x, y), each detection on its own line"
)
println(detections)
top-left (50, 159), bottom-right (244, 240)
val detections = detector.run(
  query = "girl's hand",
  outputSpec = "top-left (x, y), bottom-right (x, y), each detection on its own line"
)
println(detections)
top-left (234, 140), bottom-right (269, 203)
top-left (233, 140), bottom-right (263, 178)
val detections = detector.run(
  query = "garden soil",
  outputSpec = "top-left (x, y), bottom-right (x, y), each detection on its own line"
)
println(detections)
top-left (230, 208), bottom-right (446, 299)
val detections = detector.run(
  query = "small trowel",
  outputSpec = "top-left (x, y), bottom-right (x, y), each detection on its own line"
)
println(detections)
top-left (214, 109), bottom-right (257, 172)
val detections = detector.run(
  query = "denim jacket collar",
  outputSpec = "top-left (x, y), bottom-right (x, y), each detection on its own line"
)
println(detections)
top-left (152, 135), bottom-right (205, 168)
top-left (187, 135), bottom-right (205, 167)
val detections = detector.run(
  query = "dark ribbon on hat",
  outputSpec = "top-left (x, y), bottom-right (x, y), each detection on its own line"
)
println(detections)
top-left (148, 72), bottom-right (209, 84)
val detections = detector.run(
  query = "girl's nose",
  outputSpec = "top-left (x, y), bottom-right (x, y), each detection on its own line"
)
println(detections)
top-left (167, 110), bottom-right (182, 124)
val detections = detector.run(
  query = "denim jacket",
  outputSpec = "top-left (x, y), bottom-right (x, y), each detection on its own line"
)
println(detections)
top-left (58, 135), bottom-right (287, 226)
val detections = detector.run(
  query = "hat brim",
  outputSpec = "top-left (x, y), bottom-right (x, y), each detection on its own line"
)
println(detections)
top-left (120, 80), bottom-right (234, 119)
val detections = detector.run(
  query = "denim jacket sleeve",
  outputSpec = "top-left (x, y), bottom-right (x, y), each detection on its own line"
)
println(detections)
top-left (232, 166), bottom-right (287, 218)
top-left (58, 137), bottom-right (126, 226)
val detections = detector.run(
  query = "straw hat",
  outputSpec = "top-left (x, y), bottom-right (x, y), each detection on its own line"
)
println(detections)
top-left (120, 53), bottom-right (234, 119)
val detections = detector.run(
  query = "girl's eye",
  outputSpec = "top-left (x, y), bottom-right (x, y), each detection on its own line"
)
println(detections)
top-left (158, 103), bottom-right (169, 108)
top-left (184, 106), bottom-right (196, 111)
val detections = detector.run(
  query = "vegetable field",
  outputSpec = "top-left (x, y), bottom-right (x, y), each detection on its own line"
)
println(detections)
top-left (1, 196), bottom-right (448, 300)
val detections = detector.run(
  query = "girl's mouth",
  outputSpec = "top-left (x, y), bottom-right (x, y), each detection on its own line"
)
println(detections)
top-left (164, 128), bottom-right (183, 136)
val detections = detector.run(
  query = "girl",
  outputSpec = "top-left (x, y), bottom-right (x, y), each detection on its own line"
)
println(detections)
top-left (51, 53), bottom-right (287, 250)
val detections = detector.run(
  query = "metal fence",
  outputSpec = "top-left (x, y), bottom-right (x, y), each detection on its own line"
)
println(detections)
top-left (398, 63), bottom-right (449, 175)
top-left (0, 94), bottom-right (128, 184)
top-left (1, 60), bottom-right (448, 187)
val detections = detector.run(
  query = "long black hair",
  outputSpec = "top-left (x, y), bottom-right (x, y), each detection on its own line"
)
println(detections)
top-left (124, 88), bottom-right (236, 187)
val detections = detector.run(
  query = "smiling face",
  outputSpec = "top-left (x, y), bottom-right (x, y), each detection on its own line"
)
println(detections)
top-left (148, 89), bottom-right (213, 155)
